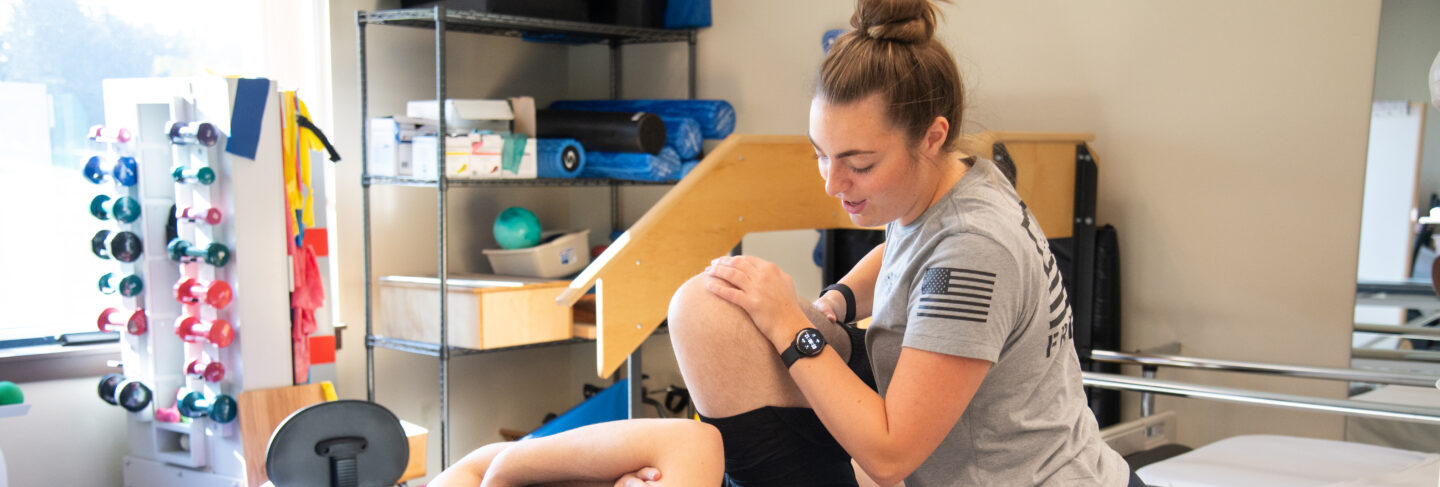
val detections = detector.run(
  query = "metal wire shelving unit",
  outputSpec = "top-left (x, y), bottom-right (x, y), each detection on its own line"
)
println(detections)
top-left (357, 6), bottom-right (698, 468)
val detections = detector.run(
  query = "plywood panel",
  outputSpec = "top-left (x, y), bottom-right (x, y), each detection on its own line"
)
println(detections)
top-left (238, 383), bottom-right (327, 487)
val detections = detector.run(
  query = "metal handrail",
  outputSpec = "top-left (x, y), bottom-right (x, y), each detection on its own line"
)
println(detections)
top-left (1082, 372), bottom-right (1440, 425)
top-left (1088, 349), bottom-right (1440, 389)
top-left (1355, 323), bottom-right (1440, 340)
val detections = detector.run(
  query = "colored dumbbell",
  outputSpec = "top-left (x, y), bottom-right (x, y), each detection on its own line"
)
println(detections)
top-left (176, 390), bottom-right (237, 423)
top-left (91, 229), bottom-right (143, 263)
top-left (88, 125), bottom-right (132, 144)
top-left (176, 205), bottom-right (223, 226)
top-left (97, 307), bottom-right (147, 335)
top-left (167, 238), bottom-right (230, 267)
top-left (83, 155), bottom-right (138, 186)
top-left (174, 277), bottom-right (232, 309)
top-left (185, 357), bottom-right (226, 383)
top-left (89, 194), bottom-right (141, 223)
top-left (171, 166), bottom-right (215, 186)
top-left (175, 316), bottom-right (234, 348)
top-left (167, 121), bottom-right (219, 147)
top-left (98, 272), bottom-right (144, 297)
top-left (98, 373), bottom-right (152, 413)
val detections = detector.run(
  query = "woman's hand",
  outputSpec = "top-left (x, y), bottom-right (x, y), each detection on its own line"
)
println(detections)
top-left (704, 255), bottom-right (809, 346)
top-left (813, 291), bottom-right (846, 325)
top-left (614, 467), bottom-right (662, 486)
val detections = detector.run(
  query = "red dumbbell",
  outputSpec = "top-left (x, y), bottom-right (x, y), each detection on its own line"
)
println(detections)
top-left (176, 206), bottom-right (223, 226)
top-left (97, 308), bottom-right (147, 335)
top-left (174, 278), bottom-right (233, 309)
top-left (185, 357), bottom-right (226, 383)
top-left (174, 316), bottom-right (234, 348)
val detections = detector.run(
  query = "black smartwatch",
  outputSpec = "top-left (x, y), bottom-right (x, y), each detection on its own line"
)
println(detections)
top-left (780, 328), bottom-right (827, 368)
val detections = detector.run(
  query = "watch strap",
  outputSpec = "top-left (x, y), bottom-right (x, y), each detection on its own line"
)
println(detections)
top-left (781, 344), bottom-right (803, 368)
top-left (822, 283), bottom-right (856, 324)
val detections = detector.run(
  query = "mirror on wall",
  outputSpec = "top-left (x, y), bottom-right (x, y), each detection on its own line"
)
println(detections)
top-left (1349, 0), bottom-right (1440, 454)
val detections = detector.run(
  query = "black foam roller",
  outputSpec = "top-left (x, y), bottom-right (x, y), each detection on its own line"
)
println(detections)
top-left (537, 110), bottom-right (666, 155)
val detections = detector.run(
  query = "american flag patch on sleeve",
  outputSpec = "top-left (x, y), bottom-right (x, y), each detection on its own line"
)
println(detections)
top-left (916, 267), bottom-right (995, 323)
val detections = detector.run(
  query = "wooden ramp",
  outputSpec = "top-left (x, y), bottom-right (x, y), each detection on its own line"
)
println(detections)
top-left (560, 132), bottom-right (1095, 377)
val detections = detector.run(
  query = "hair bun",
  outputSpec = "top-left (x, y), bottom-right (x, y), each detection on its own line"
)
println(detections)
top-left (850, 0), bottom-right (939, 44)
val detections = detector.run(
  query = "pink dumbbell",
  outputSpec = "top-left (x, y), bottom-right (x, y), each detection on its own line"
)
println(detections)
top-left (97, 308), bottom-right (147, 335)
top-left (89, 125), bottom-right (132, 144)
top-left (185, 357), bottom-right (226, 383)
top-left (174, 278), bottom-right (233, 309)
top-left (174, 316), bottom-right (234, 348)
top-left (176, 206), bottom-right (223, 226)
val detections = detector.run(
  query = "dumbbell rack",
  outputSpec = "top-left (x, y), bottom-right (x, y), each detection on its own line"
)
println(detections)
top-left (94, 77), bottom-right (293, 486)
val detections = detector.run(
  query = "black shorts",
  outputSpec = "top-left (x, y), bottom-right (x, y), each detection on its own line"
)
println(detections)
top-left (698, 324), bottom-right (874, 487)
top-left (700, 406), bottom-right (857, 487)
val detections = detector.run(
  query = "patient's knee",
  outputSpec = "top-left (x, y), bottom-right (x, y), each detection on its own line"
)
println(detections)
top-left (667, 273), bottom-right (748, 335)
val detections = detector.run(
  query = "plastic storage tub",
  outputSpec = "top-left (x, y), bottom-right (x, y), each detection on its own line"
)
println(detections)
top-left (483, 230), bottom-right (590, 278)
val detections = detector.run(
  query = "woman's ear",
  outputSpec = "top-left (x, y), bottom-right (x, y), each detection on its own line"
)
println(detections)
top-left (925, 116), bottom-right (950, 156)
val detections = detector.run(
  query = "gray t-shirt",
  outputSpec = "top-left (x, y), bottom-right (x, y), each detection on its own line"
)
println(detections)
top-left (866, 157), bottom-right (1127, 486)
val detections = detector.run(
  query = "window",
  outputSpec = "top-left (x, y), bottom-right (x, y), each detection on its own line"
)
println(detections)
top-left (0, 0), bottom-right (328, 341)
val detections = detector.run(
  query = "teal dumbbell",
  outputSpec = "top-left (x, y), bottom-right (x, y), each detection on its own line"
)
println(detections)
top-left (167, 238), bottom-right (230, 267)
top-left (172, 166), bottom-right (215, 186)
top-left (176, 390), bottom-right (237, 423)
top-left (98, 272), bottom-right (144, 297)
top-left (89, 194), bottom-right (141, 223)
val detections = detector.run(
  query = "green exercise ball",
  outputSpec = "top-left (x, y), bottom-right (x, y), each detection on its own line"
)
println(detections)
top-left (494, 207), bottom-right (542, 250)
top-left (0, 381), bottom-right (23, 405)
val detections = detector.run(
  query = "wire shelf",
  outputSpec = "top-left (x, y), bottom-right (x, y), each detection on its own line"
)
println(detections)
top-left (359, 8), bottom-right (693, 44)
top-left (368, 334), bottom-right (596, 357)
top-left (364, 175), bottom-right (676, 188)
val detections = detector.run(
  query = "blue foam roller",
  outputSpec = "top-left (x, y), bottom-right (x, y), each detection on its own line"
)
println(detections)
top-left (581, 147), bottom-right (681, 182)
top-left (522, 379), bottom-right (630, 440)
top-left (679, 159), bottom-right (702, 179)
top-left (664, 0), bottom-right (711, 28)
top-left (537, 138), bottom-right (586, 179)
top-left (549, 100), bottom-right (735, 140)
top-left (660, 116), bottom-right (702, 160)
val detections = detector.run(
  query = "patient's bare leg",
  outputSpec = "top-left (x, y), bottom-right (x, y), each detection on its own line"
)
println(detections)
top-left (667, 273), bottom-right (850, 418)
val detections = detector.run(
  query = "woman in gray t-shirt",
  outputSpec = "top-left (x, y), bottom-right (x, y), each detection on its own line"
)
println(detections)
top-left (668, 0), bottom-right (1136, 485)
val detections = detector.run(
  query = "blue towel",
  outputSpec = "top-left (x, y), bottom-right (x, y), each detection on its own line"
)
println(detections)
top-left (549, 100), bottom-right (735, 140)
top-left (660, 116), bottom-right (702, 159)
top-left (582, 147), bottom-right (680, 182)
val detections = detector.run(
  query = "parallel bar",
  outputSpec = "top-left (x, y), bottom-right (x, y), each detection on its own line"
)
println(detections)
top-left (1355, 323), bottom-right (1440, 341)
top-left (1353, 348), bottom-right (1440, 364)
top-left (357, 11), bottom-right (376, 403)
top-left (1082, 372), bottom-right (1440, 426)
top-left (368, 335), bottom-right (597, 357)
top-left (1089, 349), bottom-right (1440, 389)
top-left (434, 4), bottom-right (451, 468)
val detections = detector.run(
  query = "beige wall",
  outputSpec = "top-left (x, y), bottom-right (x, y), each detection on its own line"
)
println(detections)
top-left (643, 0), bottom-right (1379, 448)
top-left (1375, 0), bottom-right (1440, 209)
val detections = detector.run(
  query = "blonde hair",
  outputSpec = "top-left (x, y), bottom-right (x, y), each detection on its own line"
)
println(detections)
top-left (818, 0), bottom-right (964, 153)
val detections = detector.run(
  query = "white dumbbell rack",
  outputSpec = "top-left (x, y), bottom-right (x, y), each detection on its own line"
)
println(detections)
top-left (100, 77), bottom-right (292, 486)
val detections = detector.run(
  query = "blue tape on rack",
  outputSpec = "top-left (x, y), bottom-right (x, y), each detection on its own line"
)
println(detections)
top-left (226, 78), bottom-right (269, 160)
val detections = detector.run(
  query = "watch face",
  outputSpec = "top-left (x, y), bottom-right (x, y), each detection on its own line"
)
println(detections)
top-left (797, 329), bottom-right (826, 356)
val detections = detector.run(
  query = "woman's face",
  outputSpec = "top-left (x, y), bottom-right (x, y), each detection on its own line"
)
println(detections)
top-left (810, 93), bottom-right (930, 227)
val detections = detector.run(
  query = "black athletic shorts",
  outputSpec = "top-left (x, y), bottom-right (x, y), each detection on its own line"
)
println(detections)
top-left (699, 324), bottom-right (873, 487)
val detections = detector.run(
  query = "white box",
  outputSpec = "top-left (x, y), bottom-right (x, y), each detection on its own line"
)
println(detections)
top-left (483, 230), bottom-right (590, 278)
top-left (406, 99), bottom-right (512, 135)
top-left (413, 133), bottom-right (538, 179)
top-left (368, 117), bottom-right (433, 177)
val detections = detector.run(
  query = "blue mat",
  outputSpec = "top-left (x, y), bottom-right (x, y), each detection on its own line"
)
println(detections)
top-left (522, 379), bottom-right (630, 440)
top-left (549, 100), bottom-right (735, 140)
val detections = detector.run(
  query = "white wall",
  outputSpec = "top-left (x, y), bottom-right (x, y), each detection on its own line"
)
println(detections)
top-left (620, 0), bottom-right (1379, 448)
top-left (0, 376), bottom-right (129, 486)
